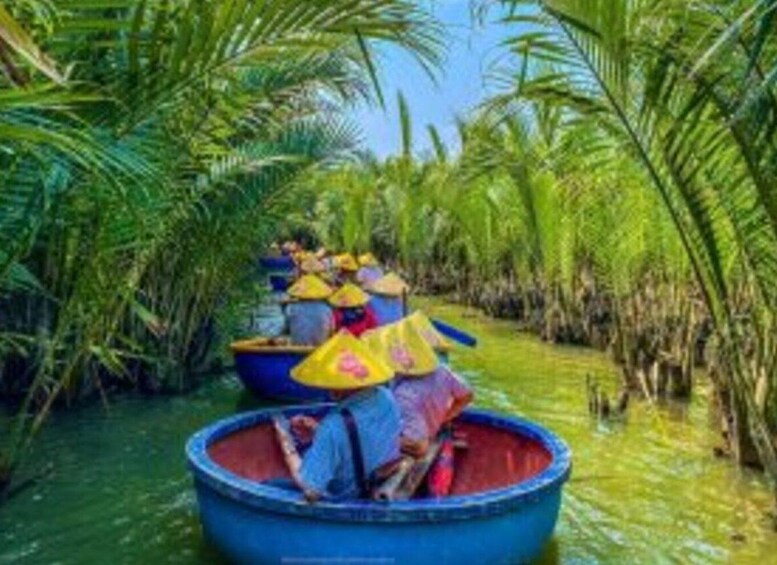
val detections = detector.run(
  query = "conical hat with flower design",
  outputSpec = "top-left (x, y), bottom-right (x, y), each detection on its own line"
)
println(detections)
top-left (358, 252), bottom-right (379, 267)
top-left (366, 272), bottom-right (409, 297)
top-left (329, 282), bottom-right (370, 308)
top-left (291, 330), bottom-right (392, 389)
top-left (361, 319), bottom-right (439, 377)
top-left (335, 253), bottom-right (359, 272)
top-left (406, 311), bottom-right (453, 352)
top-left (287, 275), bottom-right (333, 300)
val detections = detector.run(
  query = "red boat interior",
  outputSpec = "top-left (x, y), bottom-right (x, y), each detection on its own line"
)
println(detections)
top-left (208, 420), bottom-right (552, 497)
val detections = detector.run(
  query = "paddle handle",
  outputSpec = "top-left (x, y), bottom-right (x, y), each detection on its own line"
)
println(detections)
top-left (373, 439), bottom-right (443, 502)
top-left (272, 415), bottom-right (302, 475)
top-left (431, 318), bottom-right (478, 348)
top-left (372, 457), bottom-right (414, 502)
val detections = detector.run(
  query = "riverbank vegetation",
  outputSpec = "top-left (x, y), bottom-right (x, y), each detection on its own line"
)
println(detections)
top-left (304, 0), bottom-right (777, 510)
top-left (0, 0), bottom-right (440, 493)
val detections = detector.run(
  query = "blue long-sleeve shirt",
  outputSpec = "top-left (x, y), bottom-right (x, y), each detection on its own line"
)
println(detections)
top-left (299, 387), bottom-right (400, 499)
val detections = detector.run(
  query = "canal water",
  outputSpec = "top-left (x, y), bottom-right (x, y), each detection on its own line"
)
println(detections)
top-left (1, 299), bottom-right (776, 564)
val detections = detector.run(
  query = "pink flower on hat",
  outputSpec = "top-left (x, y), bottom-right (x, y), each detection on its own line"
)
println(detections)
top-left (337, 350), bottom-right (369, 380)
top-left (422, 329), bottom-right (441, 346)
top-left (389, 343), bottom-right (415, 371)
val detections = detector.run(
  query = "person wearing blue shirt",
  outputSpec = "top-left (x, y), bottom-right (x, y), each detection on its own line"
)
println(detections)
top-left (283, 274), bottom-right (334, 346)
top-left (295, 386), bottom-right (400, 500)
top-left (366, 272), bottom-right (409, 326)
top-left (356, 253), bottom-right (384, 286)
top-left (274, 331), bottom-right (400, 502)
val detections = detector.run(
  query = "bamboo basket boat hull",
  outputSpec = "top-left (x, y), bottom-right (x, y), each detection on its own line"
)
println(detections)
top-left (259, 256), bottom-right (295, 272)
top-left (268, 274), bottom-right (292, 293)
top-left (231, 339), bottom-right (325, 402)
top-left (186, 407), bottom-right (571, 565)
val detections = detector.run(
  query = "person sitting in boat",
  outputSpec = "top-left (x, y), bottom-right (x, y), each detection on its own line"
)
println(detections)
top-left (267, 242), bottom-right (282, 257)
top-left (278, 330), bottom-right (401, 502)
top-left (283, 275), bottom-right (334, 346)
top-left (297, 255), bottom-right (326, 278)
top-left (405, 310), bottom-right (454, 361)
top-left (281, 240), bottom-right (299, 256)
top-left (364, 319), bottom-right (473, 457)
top-left (356, 252), bottom-right (384, 285)
top-left (292, 249), bottom-right (311, 269)
top-left (366, 272), bottom-right (409, 326)
top-left (334, 253), bottom-right (360, 285)
top-left (329, 283), bottom-right (378, 337)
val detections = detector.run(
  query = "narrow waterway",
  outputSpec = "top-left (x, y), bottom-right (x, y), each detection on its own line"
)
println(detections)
top-left (1, 299), bottom-right (776, 564)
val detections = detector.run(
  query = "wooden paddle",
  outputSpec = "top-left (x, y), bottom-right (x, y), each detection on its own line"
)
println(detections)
top-left (272, 415), bottom-right (302, 476)
top-left (371, 457), bottom-right (414, 501)
top-left (372, 439), bottom-right (444, 502)
top-left (431, 318), bottom-right (478, 348)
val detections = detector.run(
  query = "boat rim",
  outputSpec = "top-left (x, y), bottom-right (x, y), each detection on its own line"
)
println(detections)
top-left (230, 337), bottom-right (452, 355)
top-left (230, 337), bottom-right (315, 354)
top-left (186, 405), bottom-right (572, 523)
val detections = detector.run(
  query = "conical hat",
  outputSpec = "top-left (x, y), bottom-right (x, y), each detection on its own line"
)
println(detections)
top-left (292, 250), bottom-right (310, 263)
top-left (299, 256), bottom-right (326, 274)
top-left (406, 311), bottom-right (453, 352)
top-left (329, 283), bottom-right (370, 308)
top-left (356, 266), bottom-right (384, 286)
top-left (358, 253), bottom-right (379, 267)
top-left (287, 275), bottom-right (333, 300)
top-left (336, 253), bottom-right (359, 272)
top-left (362, 320), bottom-right (439, 377)
top-left (367, 272), bottom-right (409, 297)
top-left (291, 330), bottom-right (392, 389)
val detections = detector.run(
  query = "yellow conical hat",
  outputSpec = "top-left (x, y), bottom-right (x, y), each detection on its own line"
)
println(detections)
top-left (287, 275), bottom-right (333, 300)
top-left (367, 272), bottom-right (409, 297)
top-left (292, 250), bottom-right (310, 263)
top-left (299, 256), bottom-right (326, 274)
top-left (406, 311), bottom-right (452, 352)
top-left (362, 320), bottom-right (439, 377)
top-left (336, 253), bottom-right (359, 272)
top-left (329, 282), bottom-right (370, 308)
top-left (291, 330), bottom-right (393, 389)
top-left (358, 252), bottom-right (379, 267)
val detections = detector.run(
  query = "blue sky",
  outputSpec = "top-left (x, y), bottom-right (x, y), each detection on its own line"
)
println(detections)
top-left (352, 1), bottom-right (514, 159)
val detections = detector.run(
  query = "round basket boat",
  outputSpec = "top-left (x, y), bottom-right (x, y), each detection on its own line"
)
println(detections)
top-left (268, 274), bottom-right (292, 293)
top-left (230, 338), bottom-right (326, 402)
top-left (259, 256), bottom-right (295, 272)
top-left (186, 406), bottom-right (572, 565)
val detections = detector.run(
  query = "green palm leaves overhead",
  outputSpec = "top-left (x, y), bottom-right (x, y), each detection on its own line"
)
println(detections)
top-left (471, 0), bottom-right (777, 487)
top-left (0, 0), bottom-right (442, 491)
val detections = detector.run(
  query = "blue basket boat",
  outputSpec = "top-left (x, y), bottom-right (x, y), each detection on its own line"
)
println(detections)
top-left (268, 274), bottom-right (292, 293)
top-left (230, 339), bottom-right (326, 402)
top-left (259, 255), bottom-right (295, 272)
top-left (186, 406), bottom-right (571, 564)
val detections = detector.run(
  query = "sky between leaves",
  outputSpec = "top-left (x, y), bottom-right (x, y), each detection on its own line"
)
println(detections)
top-left (352, 0), bottom-right (515, 159)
